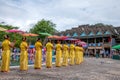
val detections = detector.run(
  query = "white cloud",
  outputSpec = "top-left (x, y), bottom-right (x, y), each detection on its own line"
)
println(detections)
top-left (0, 0), bottom-right (120, 31)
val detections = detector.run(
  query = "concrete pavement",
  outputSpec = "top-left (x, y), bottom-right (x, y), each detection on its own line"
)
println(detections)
top-left (0, 58), bottom-right (120, 80)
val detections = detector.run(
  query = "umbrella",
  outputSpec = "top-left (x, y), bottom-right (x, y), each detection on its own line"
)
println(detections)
top-left (6, 29), bottom-right (24, 34)
top-left (48, 36), bottom-right (68, 40)
top-left (48, 35), bottom-right (61, 39)
top-left (0, 27), bottom-right (7, 31)
top-left (64, 38), bottom-right (78, 41)
top-left (59, 36), bottom-right (68, 40)
top-left (75, 40), bottom-right (87, 47)
top-left (21, 33), bottom-right (39, 37)
top-left (6, 29), bottom-right (25, 41)
top-left (39, 32), bottom-right (52, 36)
top-left (21, 33), bottom-right (39, 45)
top-left (78, 41), bottom-right (86, 45)
top-left (112, 45), bottom-right (120, 49)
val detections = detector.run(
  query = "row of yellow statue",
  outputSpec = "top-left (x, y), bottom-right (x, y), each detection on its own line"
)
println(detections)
top-left (0, 35), bottom-right (84, 72)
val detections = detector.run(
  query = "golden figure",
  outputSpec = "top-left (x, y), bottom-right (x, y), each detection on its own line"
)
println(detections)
top-left (69, 42), bottom-right (75, 65)
top-left (34, 38), bottom-right (42, 69)
top-left (62, 43), bottom-right (69, 66)
top-left (46, 39), bottom-right (53, 68)
top-left (1, 35), bottom-right (15, 72)
top-left (20, 37), bottom-right (28, 71)
top-left (55, 41), bottom-right (62, 67)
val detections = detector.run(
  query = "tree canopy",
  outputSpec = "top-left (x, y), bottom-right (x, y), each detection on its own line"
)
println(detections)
top-left (0, 24), bottom-right (19, 29)
top-left (30, 19), bottom-right (57, 34)
top-left (0, 24), bottom-right (21, 48)
top-left (29, 19), bottom-right (57, 41)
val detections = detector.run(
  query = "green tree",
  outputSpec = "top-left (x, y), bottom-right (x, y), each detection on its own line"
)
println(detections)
top-left (0, 24), bottom-right (21, 48)
top-left (0, 24), bottom-right (18, 29)
top-left (30, 19), bottom-right (57, 40)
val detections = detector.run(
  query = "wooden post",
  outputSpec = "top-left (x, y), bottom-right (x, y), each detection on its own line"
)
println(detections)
top-left (110, 35), bottom-right (112, 57)
top-left (87, 38), bottom-right (89, 56)
top-left (102, 37), bottom-right (104, 50)
top-left (94, 38), bottom-right (96, 56)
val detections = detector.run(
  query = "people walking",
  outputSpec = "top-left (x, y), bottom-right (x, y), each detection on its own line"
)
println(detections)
top-left (1, 35), bottom-right (16, 72)
top-left (55, 41), bottom-right (62, 67)
top-left (20, 37), bottom-right (28, 71)
top-left (46, 39), bottom-right (53, 68)
top-left (34, 38), bottom-right (42, 69)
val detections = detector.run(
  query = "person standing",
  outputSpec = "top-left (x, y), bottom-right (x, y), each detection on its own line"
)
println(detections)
top-left (34, 38), bottom-right (42, 69)
top-left (105, 50), bottom-right (109, 58)
top-left (75, 44), bottom-right (80, 65)
top-left (20, 37), bottom-right (28, 71)
top-left (79, 45), bottom-right (84, 63)
top-left (55, 41), bottom-right (62, 67)
top-left (1, 35), bottom-right (16, 72)
top-left (69, 41), bottom-right (75, 65)
top-left (46, 39), bottom-right (53, 68)
top-left (62, 42), bottom-right (69, 66)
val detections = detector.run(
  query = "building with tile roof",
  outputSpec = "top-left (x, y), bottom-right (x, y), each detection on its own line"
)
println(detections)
top-left (56, 23), bottom-right (120, 56)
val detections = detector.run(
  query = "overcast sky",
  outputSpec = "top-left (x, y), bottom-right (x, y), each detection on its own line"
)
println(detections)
top-left (0, 0), bottom-right (120, 31)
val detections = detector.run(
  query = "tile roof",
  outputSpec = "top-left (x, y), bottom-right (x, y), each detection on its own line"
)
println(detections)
top-left (57, 24), bottom-right (120, 37)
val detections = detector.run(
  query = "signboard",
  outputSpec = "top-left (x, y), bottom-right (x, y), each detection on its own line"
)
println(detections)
top-left (88, 47), bottom-right (102, 49)
top-left (103, 43), bottom-right (110, 48)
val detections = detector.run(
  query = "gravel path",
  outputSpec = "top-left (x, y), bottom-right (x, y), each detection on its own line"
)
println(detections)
top-left (0, 58), bottom-right (120, 80)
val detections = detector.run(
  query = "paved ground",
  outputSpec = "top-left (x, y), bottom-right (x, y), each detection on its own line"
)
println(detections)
top-left (0, 57), bottom-right (120, 80)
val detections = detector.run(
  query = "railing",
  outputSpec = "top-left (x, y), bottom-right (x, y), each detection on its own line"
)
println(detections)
top-left (88, 43), bottom-right (102, 47)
